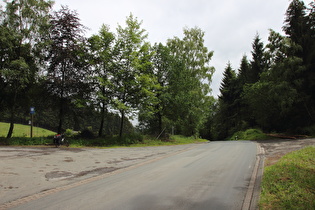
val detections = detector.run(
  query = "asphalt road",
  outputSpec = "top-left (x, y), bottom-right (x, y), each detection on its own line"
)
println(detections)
top-left (11, 141), bottom-right (257, 210)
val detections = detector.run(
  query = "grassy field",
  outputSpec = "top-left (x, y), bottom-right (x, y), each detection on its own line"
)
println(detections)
top-left (0, 122), bottom-right (55, 137)
top-left (259, 146), bottom-right (315, 209)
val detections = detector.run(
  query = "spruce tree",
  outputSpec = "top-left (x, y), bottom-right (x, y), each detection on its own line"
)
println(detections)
top-left (249, 35), bottom-right (266, 84)
top-left (215, 63), bottom-right (238, 139)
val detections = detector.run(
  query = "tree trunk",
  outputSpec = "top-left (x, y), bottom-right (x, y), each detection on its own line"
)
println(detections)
top-left (119, 110), bottom-right (125, 137)
top-left (6, 116), bottom-right (14, 138)
top-left (58, 63), bottom-right (66, 134)
top-left (98, 103), bottom-right (105, 137)
top-left (57, 98), bottom-right (64, 134)
top-left (158, 111), bottom-right (162, 135)
top-left (6, 90), bottom-right (17, 138)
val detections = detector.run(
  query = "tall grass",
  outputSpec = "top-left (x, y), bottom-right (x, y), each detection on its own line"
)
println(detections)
top-left (260, 146), bottom-right (315, 209)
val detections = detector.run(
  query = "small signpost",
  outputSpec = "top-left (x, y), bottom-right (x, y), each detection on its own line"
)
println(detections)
top-left (30, 107), bottom-right (35, 138)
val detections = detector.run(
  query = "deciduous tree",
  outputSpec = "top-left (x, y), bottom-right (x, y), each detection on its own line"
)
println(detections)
top-left (46, 6), bottom-right (89, 134)
top-left (0, 0), bottom-right (53, 138)
top-left (167, 27), bottom-right (214, 137)
top-left (111, 14), bottom-right (152, 137)
top-left (88, 25), bottom-right (115, 137)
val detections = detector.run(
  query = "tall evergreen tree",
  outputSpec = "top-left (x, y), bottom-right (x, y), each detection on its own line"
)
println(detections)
top-left (249, 34), bottom-right (266, 84)
top-left (306, 2), bottom-right (315, 124)
top-left (283, 0), bottom-right (315, 126)
top-left (215, 63), bottom-right (238, 139)
top-left (243, 30), bottom-right (304, 131)
top-left (235, 55), bottom-right (253, 129)
top-left (283, 0), bottom-right (308, 57)
top-left (238, 55), bottom-right (251, 85)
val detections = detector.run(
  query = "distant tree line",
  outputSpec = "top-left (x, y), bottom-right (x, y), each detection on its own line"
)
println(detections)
top-left (212, 0), bottom-right (315, 139)
top-left (0, 0), bottom-right (214, 138)
top-left (1, 0), bottom-right (314, 140)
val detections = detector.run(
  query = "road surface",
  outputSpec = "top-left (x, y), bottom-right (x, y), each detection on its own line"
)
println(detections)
top-left (11, 141), bottom-right (257, 210)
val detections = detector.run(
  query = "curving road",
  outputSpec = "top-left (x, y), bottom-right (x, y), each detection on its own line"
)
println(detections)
top-left (12, 141), bottom-right (257, 210)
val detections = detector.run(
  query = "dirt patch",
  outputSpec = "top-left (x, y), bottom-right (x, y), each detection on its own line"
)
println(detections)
top-left (75, 167), bottom-right (120, 178)
top-left (45, 171), bottom-right (74, 180)
top-left (255, 138), bottom-right (315, 166)
top-left (63, 157), bottom-right (74, 162)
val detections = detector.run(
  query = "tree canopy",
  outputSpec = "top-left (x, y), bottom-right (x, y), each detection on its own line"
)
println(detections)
top-left (213, 0), bottom-right (315, 139)
top-left (1, 0), bottom-right (315, 141)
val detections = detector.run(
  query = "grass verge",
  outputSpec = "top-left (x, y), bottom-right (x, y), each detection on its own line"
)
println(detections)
top-left (259, 146), bottom-right (315, 209)
top-left (131, 135), bottom-right (208, 147)
top-left (0, 134), bottom-right (208, 147)
top-left (68, 135), bottom-right (208, 148)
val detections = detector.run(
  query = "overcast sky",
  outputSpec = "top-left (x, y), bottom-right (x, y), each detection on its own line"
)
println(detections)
top-left (53, 0), bottom-right (313, 97)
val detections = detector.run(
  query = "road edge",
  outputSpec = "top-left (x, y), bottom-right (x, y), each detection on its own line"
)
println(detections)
top-left (242, 143), bottom-right (265, 210)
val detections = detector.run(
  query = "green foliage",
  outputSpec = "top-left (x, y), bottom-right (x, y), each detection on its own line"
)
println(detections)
top-left (260, 146), bottom-right (315, 209)
top-left (214, 63), bottom-right (239, 139)
top-left (87, 24), bottom-right (115, 137)
top-left (2, 0), bottom-right (315, 141)
top-left (213, 1), bottom-right (315, 138)
top-left (300, 124), bottom-right (315, 136)
top-left (165, 27), bottom-right (214, 137)
top-left (47, 6), bottom-right (89, 134)
top-left (64, 129), bottom-right (75, 138)
top-left (112, 14), bottom-right (153, 137)
top-left (230, 128), bottom-right (269, 140)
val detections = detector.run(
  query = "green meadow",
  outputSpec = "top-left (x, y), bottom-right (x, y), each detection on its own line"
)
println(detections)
top-left (0, 122), bottom-right (55, 137)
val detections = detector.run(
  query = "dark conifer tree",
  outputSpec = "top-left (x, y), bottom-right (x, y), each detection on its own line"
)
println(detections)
top-left (249, 35), bottom-right (266, 84)
top-left (215, 63), bottom-right (238, 139)
top-left (283, 0), bottom-right (315, 127)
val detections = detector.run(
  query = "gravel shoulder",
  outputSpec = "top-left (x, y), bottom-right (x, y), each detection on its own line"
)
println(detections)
top-left (0, 144), bottom-right (198, 205)
top-left (255, 138), bottom-right (315, 166)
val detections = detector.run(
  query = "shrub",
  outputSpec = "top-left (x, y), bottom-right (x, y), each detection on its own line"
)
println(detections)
top-left (65, 129), bottom-right (76, 138)
top-left (230, 128), bottom-right (269, 140)
top-left (80, 128), bottom-right (95, 139)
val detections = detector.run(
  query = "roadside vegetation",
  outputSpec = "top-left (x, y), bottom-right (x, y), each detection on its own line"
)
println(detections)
top-left (229, 129), bottom-right (270, 140)
top-left (259, 146), bottom-right (315, 209)
top-left (0, 123), bottom-right (207, 147)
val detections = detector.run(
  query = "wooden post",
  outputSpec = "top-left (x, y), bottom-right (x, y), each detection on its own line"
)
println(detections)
top-left (31, 114), bottom-right (33, 138)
